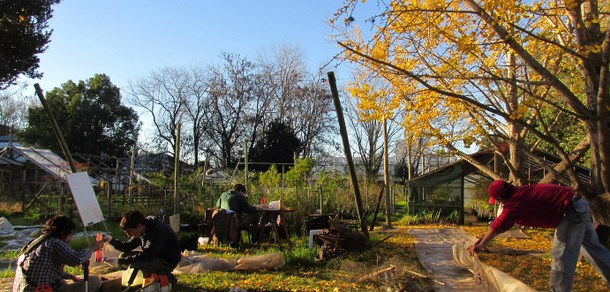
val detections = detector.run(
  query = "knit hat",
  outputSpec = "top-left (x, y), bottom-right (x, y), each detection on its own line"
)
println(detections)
top-left (487, 180), bottom-right (514, 204)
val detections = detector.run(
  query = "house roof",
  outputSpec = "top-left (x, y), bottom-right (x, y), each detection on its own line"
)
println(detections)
top-left (0, 144), bottom-right (72, 180)
top-left (0, 135), bottom-right (22, 148)
top-left (406, 150), bottom-right (493, 186)
top-left (0, 154), bottom-right (24, 166)
top-left (407, 147), bottom-right (591, 188)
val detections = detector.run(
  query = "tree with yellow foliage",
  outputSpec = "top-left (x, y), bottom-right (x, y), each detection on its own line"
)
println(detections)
top-left (331, 0), bottom-right (610, 223)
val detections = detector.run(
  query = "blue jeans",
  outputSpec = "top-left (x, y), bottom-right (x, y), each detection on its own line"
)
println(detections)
top-left (549, 197), bottom-right (610, 291)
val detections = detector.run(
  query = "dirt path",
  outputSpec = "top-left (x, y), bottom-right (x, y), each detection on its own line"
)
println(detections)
top-left (409, 228), bottom-right (478, 291)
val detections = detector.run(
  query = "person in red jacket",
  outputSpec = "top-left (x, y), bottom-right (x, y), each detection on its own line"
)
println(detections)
top-left (468, 180), bottom-right (610, 291)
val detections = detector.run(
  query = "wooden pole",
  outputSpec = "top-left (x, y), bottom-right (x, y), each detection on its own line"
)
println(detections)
top-left (244, 140), bottom-right (249, 191)
top-left (34, 84), bottom-right (77, 173)
top-left (106, 181), bottom-right (111, 221)
top-left (319, 185), bottom-right (323, 215)
top-left (128, 144), bottom-right (136, 205)
top-left (34, 84), bottom-right (77, 215)
top-left (174, 123), bottom-right (181, 214)
top-left (383, 119), bottom-right (392, 227)
top-left (327, 71), bottom-right (369, 239)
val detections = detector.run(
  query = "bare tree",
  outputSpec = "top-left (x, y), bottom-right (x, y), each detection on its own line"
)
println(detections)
top-left (290, 74), bottom-right (336, 158)
top-left (258, 44), bottom-right (337, 158)
top-left (345, 76), bottom-right (402, 181)
top-left (202, 53), bottom-right (257, 167)
top-left (128, 47), bottom-right (338, 168)
top-left (183, 64), bottom-right (210, 165)
top-left (0, 83), bottom-right (33, 131)
top-left (128, 66), bottom-right (189, 157)
top-left (244, 66), bottom-right (275, 159)
top-left (258, 43), bottom-right (308, 121)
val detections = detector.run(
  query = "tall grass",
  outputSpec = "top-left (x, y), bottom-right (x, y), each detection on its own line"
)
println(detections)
top-left (0, 250), bottom-right (19, 261)
top-left (282, 245), bottom-right (319, 268)
top-left (395, 209), bottom-right (442, 225)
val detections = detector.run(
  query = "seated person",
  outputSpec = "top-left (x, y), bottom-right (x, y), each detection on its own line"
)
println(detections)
top-left (106, 210), bottom-right (181, 282)
top-left (13, 214), bottom-right (104, 292)
top-left (216, 183), bottom-right (260, 239)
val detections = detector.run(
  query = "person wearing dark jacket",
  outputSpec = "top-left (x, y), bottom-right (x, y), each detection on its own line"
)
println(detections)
top-left (107, 210), bottom-right (181, 278)
top-left (468, 180), bottom-right (610, 291)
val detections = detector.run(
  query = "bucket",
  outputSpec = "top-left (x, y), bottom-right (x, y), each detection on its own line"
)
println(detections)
top-left (198, 236), bottom-right (209, 245)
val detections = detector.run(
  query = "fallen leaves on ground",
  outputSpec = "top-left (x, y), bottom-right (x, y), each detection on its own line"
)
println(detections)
top-left (5, 224), bottom-right (606, 291)
top-left (462, 225), bottom-right (609, 291)
top-left (172, 229), bottom-right (435, 291)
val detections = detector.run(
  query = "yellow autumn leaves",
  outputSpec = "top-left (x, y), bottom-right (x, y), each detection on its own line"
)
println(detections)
top-left (462, 226), bottom-right (607, 291)
top-left (333, 0), bottom-right (600, 153)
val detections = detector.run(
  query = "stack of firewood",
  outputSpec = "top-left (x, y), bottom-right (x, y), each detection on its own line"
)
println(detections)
top-left (314, 223), bottom-right (370, 261)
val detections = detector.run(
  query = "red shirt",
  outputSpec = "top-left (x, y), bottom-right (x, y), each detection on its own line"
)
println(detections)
top-left (491, 184), bottom-right (575, 233)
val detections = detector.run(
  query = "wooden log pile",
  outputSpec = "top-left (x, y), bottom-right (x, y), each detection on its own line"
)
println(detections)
top-left (314, 224), bottom-right (370, 261)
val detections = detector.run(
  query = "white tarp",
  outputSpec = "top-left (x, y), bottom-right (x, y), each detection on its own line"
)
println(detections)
top-left (0, 217), bottom-right (13, 231)
top-left (174, 251), bottom-right (285, 273)
top-left (453, 243), bottom-right (536, 292)
top-left (88, 248), bottom-right (285, 276)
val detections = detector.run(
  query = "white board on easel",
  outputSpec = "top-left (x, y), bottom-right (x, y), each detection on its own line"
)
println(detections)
top-left (66, 172), bottom-right (105, 227)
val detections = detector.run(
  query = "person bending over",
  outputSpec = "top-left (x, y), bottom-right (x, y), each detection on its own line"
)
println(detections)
top-left (468, 180), bottom-right (610, 291)
top-left (106, 210), bottom-right (181, 282)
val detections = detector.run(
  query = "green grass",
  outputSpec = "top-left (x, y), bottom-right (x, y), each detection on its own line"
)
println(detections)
top-left (0, 232), bottom-right (434, 291)
top-left (166, 230), bottom-right (433, 291)
top-left (0, 250), bottom-right (19, 261)
top-left (0, 220), bottom-right (434, 291)
top-left (282, 244), bottom-right (320, 268)
top-left (395, 209), bottom-right (442, 225)
top-left (0, 268), bottom-right (13, 279)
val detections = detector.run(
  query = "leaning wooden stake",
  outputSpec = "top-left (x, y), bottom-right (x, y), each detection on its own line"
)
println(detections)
top-left (34, 83), bottom-right (77, 215)
top-left (327, 71), bottom-right (369, 240)
top-left (34, 84), bottom-right (77, 173)
top-left (370, 184), bottom-right (385, 231)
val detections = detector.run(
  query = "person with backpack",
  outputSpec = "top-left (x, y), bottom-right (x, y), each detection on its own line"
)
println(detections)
top-left (13, 214), bottom-right (104, 292)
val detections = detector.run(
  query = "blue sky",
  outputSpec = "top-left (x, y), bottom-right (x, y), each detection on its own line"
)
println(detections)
top-left (27, 1), bottom-right (365, 92)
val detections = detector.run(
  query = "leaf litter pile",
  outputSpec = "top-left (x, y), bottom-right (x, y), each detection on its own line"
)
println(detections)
top-left (173, 226), bottom-right (435, 291)
top-left (4, 224), bottom-right (607, 291)
top-left (462, 225), bottom-right (608, 291)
